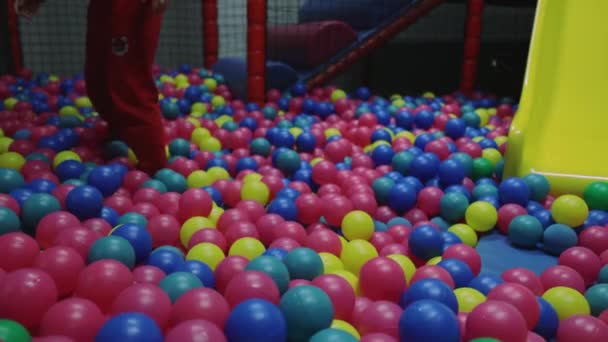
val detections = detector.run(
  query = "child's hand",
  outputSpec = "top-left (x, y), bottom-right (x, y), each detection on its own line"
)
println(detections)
top-left (14, 0), bottom-right (44, 19)
top-left (141, 0), bottom-right (168, 12)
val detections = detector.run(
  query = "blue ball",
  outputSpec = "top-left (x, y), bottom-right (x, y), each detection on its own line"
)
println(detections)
top-left (498, 177), bottom-right (531, 206)
top-left (388, 183), bottom-right (417, 214)
top-left (526, 201), bottom-right (545, 214)
top-left (55, 160), bottom-right (85, 181)
top-left (437, 259), bottom-right (474, 288)
top-left (533, 297), bottom-right (559, 340)
top-left (283, 247), bottom-right (323, 281)
top-left (246, 255), bottom-right (290, 294)
top-left (27, 178), bottom-right (56, 193)
top-left (444, 118), bottom-right (466, 139)
top-left (409, 154), bottom-right (439, 181)
top-left (442, 232), bottom-right (463, 250)
top-left (450, 153), bottom-right (473, 177)
top-left (226, 299), bottom-right (287, 342)
top-left (371, 129), bottom-right (392, 143)
top-left (532, 209), bottom-right (554, 228)
top-left (468, 274), bottom-right (504, 295)
top-left (87, 166), bottom-right (123, 197)
top-left (408, 225), bottom-right (444, 260)
top-left (543, 224), bottom-right (578, 256)
top-left (174, 260), bottom-right (215, 288)
top-left (295, 132), bottom-right (316, 153)
top-left (395, 110), bottom-right (415, 130)
top-left (111, 223), bottom-right (153, 264)
top-left (65, 185), bottom-right (103, 220)
top-left (438, 159), bottom-right (466, 187)
top-left (95, 313), bottom-right (163, 342)
top-left (508, 215), bottom-right (543, 248)
top-left (147, 248), bottom-right (184, 274)
top-left (415, 110), bottom-right (435, 129)
top-left (399, 299), bottom-right (460, 342)
top-left (400, 176), bottom-right (424, 194)
top-left (235, 157), bottom-right (259, 173)
top-left (356, 87), bottom-right (371, 100)
top-left (400, 279), bottom-right (458, 313)
top-left (267, 197), bottom-right (297, 221)
top-left (414, 133), bottom-right (434, 150)
top-left (100, 206), bottom-right (119, 226)
top-left (371, 144), bottom-right (395, 166)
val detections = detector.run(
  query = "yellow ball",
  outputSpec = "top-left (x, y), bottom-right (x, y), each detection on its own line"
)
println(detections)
top-left (53, 151), bottom-right (81, 169)
top-left (240, 181), bottom-right (270, 205)
top-left (229, 237), bottom-right (266, 260)
top-left (455, 287), bottom-right (486, 313)
top-left (341, 210), bottom-right (374, 241)
top-left (330, 89), bottom-right (347, 103)
top-left (310, 158), bottom-right (324, 167)
top-left (448, 224), bottom-right (478, 247)
top-left (204, 78), bottom-right (218, 92)
top-left (0, 128), bottom-right (4, 136)
top-left (187, 170), bottom-right (213, 188)
top-left (127, 148), bottom-right (138, 164)
top-left (551, 194), bottom-right (589, 227)
top-left (191, 102), bottom-right (207, 116)
top-left (392, 99), bottom-right (406, 108)
top-left (427, 256), bottom-right (442, 265)
top-left (482, 148), bottom-right (502, 166)
top-left (175, 74), bottom-right (188, 84)
top-left (330, 270), bottom-right (360, 295)
top-left (542, 286), bottom-right (590, 320)
top-left (0, 152), bottom-right (25, 171)
top-left (0, 137), bottom-right (14, 153)
top-left (395, 131), bottom-right (415, 143)
top-left (3, 97), bottom-right (18, 110)
top-left (387, 254), bottom-right (417, 284)
top-left (324, 128), bottom-right (341, 138)
top-left (59, 106), bottom-right (79, 117)
top-left (207, 167), bottom-right (230, 182)
top-left (465, 201), bottom-right (498, 232)
top-left (159, 75), bottom-right (174, 84)
top-left (75, 97), bottom-right (92, 108)
top-left (215, 115), bottom-right (232, 127)
top-left (199, 137), bottom-right (221, 152)
top-left (423, 91), bottom-right (435, 98)
top-left (242, 173), bottom-right (263, 183)
top-left (340, 239), bottom-right (378, 275)
top-left (48, 75), bottom-right (60, 82)
top-left (494, 136), bottom-right (508, 146)
top-left (319, 252), bottom-right (344, 273)
top-left (331, 320), bottom-right (360, 339)
top-left (191, 127), bottom-right (210, 144)
top-left (208, 206), bottom-right (224, 224)
top-left (186, 242), bottom-right (225, 270)
top-left (180, 216), bottom-right (215, 247)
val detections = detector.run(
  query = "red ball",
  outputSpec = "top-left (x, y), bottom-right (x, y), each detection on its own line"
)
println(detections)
top-left (322, 196), bottom-right (353, 227)
top-left (540, 265), bottom-right (586, 293)
top-left (405, 208), bottom-right (428, 225)
top-left (188, 228), bottom-right (228, 252)
top-left (417, 187), bottom-right (444, 217)
top-left (235, 200), bottom-right (265, 222)
top-left (464, 300), bottom-right (528, 342)
top-left (357, 301), bottom-right (402, 338)
top-left (34, 246), bottom-right (85, 297)
top-left (295, 194), bottom-right (322, 225)
top-left (179, 188), bottom-right (213, 222)
top-left (579, 226), bottom-right (608, 255)
top-left (82, 218), bottom-right (112, 236)
top-left (104, 195), bottom-right (133, 215)
top-left (350, 192), bottom-right (378, 216)
top-left (224, 270), bottom-right (280, 307)
top-left (0, 194), bottom-right (20, 215)
top-left (52, 184), bottom-right (75, 209)
top-left (131, 202), bottom-right (160, 220)
top-left (154, 192), bottom-right (181, 216)
top-left (170, 288), bottom-right (230, 329)
top-left (487, 283), bottom-right (540, 329)
top-left (311, 274), bottom-right (356, 321)
top-left (256, 214), bottom-right (284, 245)
top-left (217, 208), bottom-right (250, 233)
top-left (111, 283), bottom-right (172, 329)
top-left (165, 320), bottom-right (227, 342)
top-left (74, 259), bottom-right (133, 312)
top-left (387, 225), bottom-right (412, 243)
top-left (442, 244), bottom-right (482, 276)
top-left (53, 227), bottom-right (102, 259)
top-left (214, 256), bottom-right (249, 294)
top-left (146, 214), bottom-right (180, 248)
top-left (274, 221), bottom-right (307, 245)
top-left (410, 265), bottom-right (455, 288)
top-left (380, 243), bottom-right (409, 256)
top-left (359, 257), bottom-right (406, 302)
top-left (370, 232), bottom-right (395, 252)
top-left (289, 279), bottom-right (312, 288)
top-left (269, 237), bottom-right (300, 251)
top-left (224, 221), bottom-right (259, 246)
top-left (39, 298), bottom-right (105, 342)
top-left (497, 204), bottom-right (527, 234)
top-left (312, 160), bottom-right (338, 185)
top-left (501, 267), bottom-right (544, 295)
top-left (360, 333), bottom-right (398, 342)
top-left (557, 315), bottom-right (608, 342)
top-left (559, 246), bottom-right (602, 286)
top-left (0, 268), bottom-right (58, 330)
top-left (0, 232), bottom-right (39, 271)
top-left (133, 265), bottom-right (166, 284)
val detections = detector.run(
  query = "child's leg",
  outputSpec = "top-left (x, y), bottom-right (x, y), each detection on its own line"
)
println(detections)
top-left (85, 0), bottom-right (112, 123)
top-left (106, 0), bottom-right (167, 175)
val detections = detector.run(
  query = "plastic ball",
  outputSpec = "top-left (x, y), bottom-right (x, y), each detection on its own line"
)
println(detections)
top-left (437, 258), bottom-right (475, 288)
top-left (559, 246), bottom-right (601, 286)
top-left (170, 287), bottom-right (230, 329)
top-left (579, 225), bottom-right (608, 255)
top-left (280, 285), bottom-right (334, 341)
top-left (487, 282), bottom-right (540, 329)
top-left (584, 182), bottom-right (608, 211)
top-left (284, 247), bottom-right (324, 280)
top-left (39, 298), bottom-right (105, 342)
top-left (399, 300), bottom-right (460, 342)
top-left (541, 265), bottom-right (585, 293)
top-left (65, 185), bottom-right (103, 220)
top-left (523, 174), bottom-right (550, 201)
top-left (228, 237), bottom-right (265, 260)
top-left (508, 215), bottom-right (543, 248)
top-left (464, 300), bottom-right (528, 342)
top-left (110, 223), bottom-right (153, 264)
top-left (465, 201), bottom-right (497, 232)
top-left (225, 270), bottom-right (280, 307)
top-left (542, 286), bottom-right (590, 320)
top-left (225, 299), bottom-right (287, 342)
top-left (147, 248), bottom-right (184, 274)
top-left (95, 312), bottom-right (163, 342)
top-left (34, 246), bottom-right (84, 297)
top-left (87, 236), bottom-right (136, 269)
top-left (410, 265), bottom-right (455, 288)
top-left (74, 259), bottom-right (133, 313)
top-left (400, 279), bottom-right (458, 313)
top-left (557, 314), bottom-right (608, 342)
top-left (178, 188), bottom-right (213, 221)
top-left (408, 225), bottom-right (443, 260)
top-left (543, 223), bottom-right (578, 255)
top-left (498, 177), bottom-right (530, 206)
top-left (501, 267), bottom-right (543, 295)
top-left (551, 194), bottom-right (589, 227)
top-left (0, 206), bottom-right (20, 235)
top-left (165, 319), bottom-right (227, 342)
top-left (340, 239), bottom-right (378, 275)
top-left (21, 193), bottom-right (61, 233)
top-left (0, 319), bottom-right (31, 342)
top-left (159, 271), bottom-right (203, 303)
top-left (440, 192), bottom-right (469, 222)
top-left (133, 265), bottom-right (165, 284)
top-left (310, 328), bottom-right (358, 342)
top-left (357, 301), bottom-right (402, 338)
top-left (454, 287), bottom-right (486, 312)
top-left (174, 260), bottom-right (215, 287)
top-left (534, 296), bottom-right (559, 340)
top-left (245, 255), bottom-right (290, 294)
top-left (359, 257), bottom-right (405, 302)
top-left (340, 210), bottom-right (374, 241)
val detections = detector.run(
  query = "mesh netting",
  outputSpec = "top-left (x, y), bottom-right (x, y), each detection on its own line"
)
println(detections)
top-left (218, 0), bottom-right (247, 59)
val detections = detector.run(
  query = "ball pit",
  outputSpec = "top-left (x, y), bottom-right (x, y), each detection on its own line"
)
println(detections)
top-left (1, 66), bottom-right (608, 341)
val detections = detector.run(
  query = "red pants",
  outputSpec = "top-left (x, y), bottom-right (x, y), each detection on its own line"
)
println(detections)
top-left (85, 0), bottom-right (166, 175)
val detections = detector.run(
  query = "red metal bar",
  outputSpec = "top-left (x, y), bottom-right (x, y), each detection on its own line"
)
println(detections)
top-left (7, 0), bottom-right (24, 72)
top-left (459, 0), bottom-right (484, 96)
top-left (202, 0), bottom-right (218, 69)
top-left (247, 0), bottom-right (266, 104)
top-left (307, 0), bottom-right (441, 90)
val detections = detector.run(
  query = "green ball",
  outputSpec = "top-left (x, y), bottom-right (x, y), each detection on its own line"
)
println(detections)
top-left (168, 138), bottom-right (191, 157)
top-left (469, 339), bottom-right (501, 342)
top-left (542, 224), bottom-right (578, 256)
top-left (263, 106), bottom-right (277, 120)
top-left (0, 168), bottom-right (25, 194)
top-left (0, 319), bottom-right (31, 342)
top-left (88, 236), bottom-right (136, 269)
top-left (508, 215), bottom-right (543, 248)
top-left (585, 284), bottom-right (608, 316)
top-left (0, 207), bottom-right (21, 235)
top-left (472, 158), bottom-right (494, 180)
top-left (598, 265), bottom-right (608, 284)
top-left (158, 171), bottom-right (187, 193)
top-left (141, 179), bottom-right (168, 193)
top-left (280, 285), bottom-right (334, 342)
top-left (64, 179), bottom-right (86, 186)
top-left (283, 247), bottom-right (323, 281)
top-left (462, 112), bottom-right (481, 128)
top-left (159, 271), bottom-right (203, 303)
top-left (523, 174), bottom-right (551, 201)
top-left (450, 153), bottom-right (473, 177)
top-left (275, 150), bottom-right (301, 175)
top-left (310, 328), bottom-right (358, 342)
top-left (246, 255), bottom-right (290, 294)
top-left (277, 120), bottom-right (293, 129)
top-left (25, 153), bottom-right (50, 163)
top-left (118, 212), bottom-right (148, 227)
top-left (392, 151), bottom-right (414, 175)
top-left (440, 192), bottom-right (470, 222)
top-left (21, 193), bottom-right (61, 233)
top-left (584, 182), bottom-right (608, 211)
top-left (472, 184), bottom-right (498, 200)
top-left (222, 120), bottom-right (239, 132)
top-left (372, 177), bottom-right (395, 205)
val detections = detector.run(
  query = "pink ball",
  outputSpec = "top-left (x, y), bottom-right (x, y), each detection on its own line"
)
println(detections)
top-left (123, 170), bottom-right (150, 192)
top-left (464, 300), bottom-right (528, 342)
top-left (305, 229), bottom-right (342, 256)
top-left (351, 297), bottom-right (373, 328)
top-left (274, 221), bottom-right (306, 245)
top-left (74, 259), bottom-right (133, 312)
top-left (559, 246), bottom-right (602, 286)
top-left (165, 319), bottom-right (227, 342)
top-left (312, 274), bottom-right (356, 321)
top-left (360, 333), bottom-right (398, 342)
top-left (497, 204), bottom-right (527, 234)
top-left (357, 301), bottom-right (402, 338)
top-left (557, 315), bottom-right (608, 342)
top-left (380, 243), bottom-right (408, 256)
top-left (405, 208), bottom-right (429, 225)
top-left (179, 188), bottom-right (213, 222)
top-left (442, 243), bottom-right (481, 276)
top-left (540, 265), bottom-right (586, 293)
top-left (350, 192), bottom-right (378, 216)
top-left (0, 194), bottom-right (20, 215)
top-left (133, 187), bottom-right (161, 204)
top-left (256, 214), bottom-right (285, 245)
top-left (170, 288), bottom-right (230, 329)
top-left (53, 227), bottom-right (101, 259)
top-left (359, 257), bottom-right (406, 302)
top-left (51, 184), bottom-right (75, 209)
top-left (188, 228), bottom-right (228, 252)
top-left (217, 208), bottom-right (250, 233)
top-left (235, 200), bottom-right (265, 222)
top-left (39, 298), bottom-right (105, 342)
top-left (526, 331), bottom-right (545, 342)
top-left (104, 195), bottom-right (133, 215)
top-left (34, 246), bottom-right (85, 297)
top-left (131, 202), bottom-right (160, 220)
top-left (0, 268), bottom-right (58, 330)
top-left (600, 309), bottom-right (608, 325)
top-left (387, 225), bottom-right (412, 243)
top-left (155, 192), bottom-right (181, 216)
top-left (224, 221), bottom-right (259, 246)
top-left (289, 279), bottom-right (312, 288)
top-left (296, 194), bottom-right (322, 225)
top-left (147, 214), bottom-right (180, 248)
top-left (312, 160), bottom-right (338, 185)
top-left (411, 265), bottom-right (455, 288)
top-left (0, 232), bottom-right (39, 271)
top-left (501, 267), bottom-right (544, 295)
top-left (579, 226), bottom-right (608, 255)
top-left (224, 270), bottom-right (280, 307)
top-left (111, 283), bottom-right (172, 328)
top-left (370, 232), bottom-right (395, 252)
top-left (269, 237), bottom-right (300, 251)
top-left (487, 283), bottom-right (540, 329)
top-left (322, 196), bottom-right (353, 227)
top-left (214, 256), bottom-right (249, 294)
top-left (457, 312), bottom-right (468, 339)
top-left (33, 336), bottom-right (75, 342)
top-left (133, 265), bottom-right (166, 284)
top-left (417, 187), bottom-right (444, 217)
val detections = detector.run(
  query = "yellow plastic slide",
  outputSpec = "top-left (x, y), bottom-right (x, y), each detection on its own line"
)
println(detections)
top-left (503, 0), bottom-right (608, 195)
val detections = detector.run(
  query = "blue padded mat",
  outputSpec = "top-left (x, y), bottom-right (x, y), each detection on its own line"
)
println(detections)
top-left (477, 232), bottom-right (557, 276)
